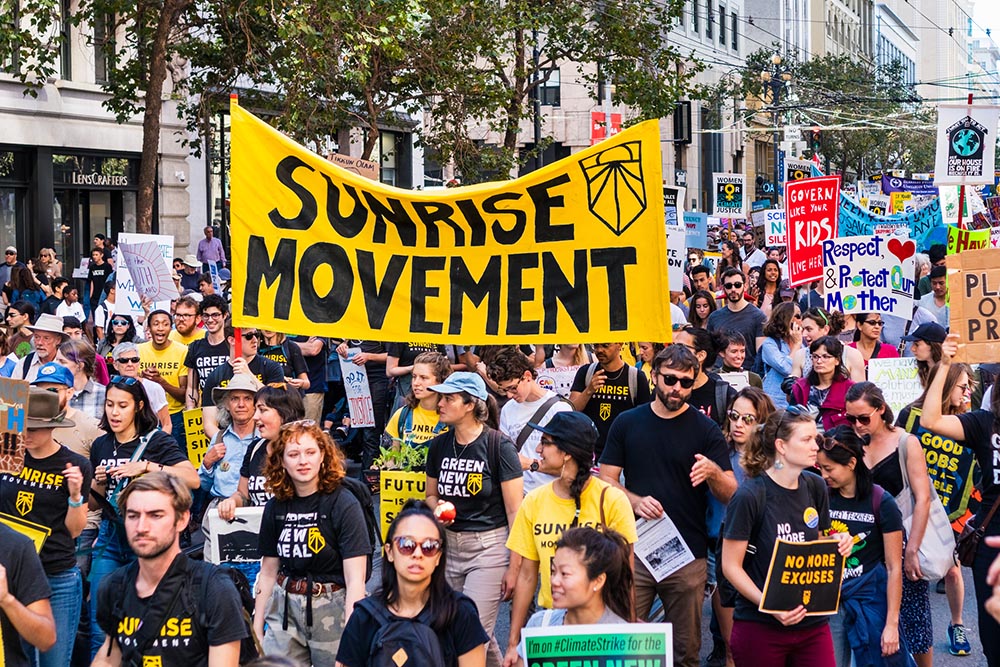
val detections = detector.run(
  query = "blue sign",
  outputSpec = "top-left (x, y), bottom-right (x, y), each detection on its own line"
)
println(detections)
top-left (683, 212), bottom-right (708, 249)
top-left (881, 175), bottom-right (938, 196)
top-left (838, 194), bottom-right (943, 251)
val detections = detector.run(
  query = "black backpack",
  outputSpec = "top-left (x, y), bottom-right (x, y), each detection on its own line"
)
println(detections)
top-left (197, 563), bottom-right (261, 665)
top-left (357, 597), bottom-right (446, 667)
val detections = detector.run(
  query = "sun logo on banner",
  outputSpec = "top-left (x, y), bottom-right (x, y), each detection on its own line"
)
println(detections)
top-left (580, 141), bottom-right (647, 236)
top-left (599, 403), bottom-right (612, 421)
top-left (143, 657), bottom-right (163, 667)
top-left (15, 491), bottom-right (32, 516)
top-left (307, 527), bottom-right (326, 554)
top-left (467, 473), bottom-right (483, 496)
top-left (802, 590), bottom-right (812, 606)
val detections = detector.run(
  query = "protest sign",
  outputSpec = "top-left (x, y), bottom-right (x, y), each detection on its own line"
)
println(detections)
top-left (839, 194), bottom-right (942, 249)
top-left (521, 624), bottom-right (672, 666)
top-left (666, 225), bottom-right (686, 291)
top-left (379, 471), bottom-right (426, 539)
top-left (184, 408), bottom-right (211, 468)
top-left (785, 159), bottom-right (812, 184)
top-left (663, 185), bottom-right (685, 227)
top-left (867, 358), bottom-right (922, 416)
top-left (934, 104), bottom-right (1000, 185)
top-left (118, 240), bottom-right (178, 303)
top-left (890, 191), bottom-right (912, 214)
top-left (683, 211), bottom-right (708, 249)
top-left (208, 260), bottom-right (222, 294)
top-left (752, 209), bottom-right (787, 247)
top-left (0, 513), bottom-right (50, 552)
top-left (785, 176), bottom-right (840, 286)
top-left (947, 225), bottom-right (990, 255)
top-left (712, 173), bottom-right (748, 218)
top-left (117, 232), bottom-right (174, 318)
top-left (536, 364), bottom-right (585, 398)
top-left (822, 235), bottom-right (915, 318)
top-left (899, 407), bottom-right (977, 521)
top-left (858, 179), bottom-right (882, 199)
top-left (339, 348), bottom-right (376, 428)
top-left (868, 195), bottom-right (890, 215)
top-left (206, 507), bottom-right (265, 564)
top-left (759, 539), bottom-right (845, 615)
top-left (947, 247), bottom-right (1000, 363)
top-left (881, 175), bottom-right (938, 196)
top-left (0, 378), bottom-right (28, 476)
top-left (992, 227), bottom-right (1000, 249)
top-left (230, 103), bottom-right (670, 343)
top-left (325, 153), bottom-right (379, 181)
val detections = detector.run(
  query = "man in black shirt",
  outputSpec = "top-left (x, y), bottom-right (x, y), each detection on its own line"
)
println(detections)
top-left (94, 472), bottom-right (246, 667)
top-left (202, 326), bottom-right (283, 439)
top-left (599, 345), bottom-right (735, 667)
top-left (87, 248), bottom-right (110, 316)
top-left (184, 295), bottom-right (230, 409)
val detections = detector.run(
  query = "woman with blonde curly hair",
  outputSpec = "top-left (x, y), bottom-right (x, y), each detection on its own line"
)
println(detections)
top-left (253, 420), bottom-right (371, 666)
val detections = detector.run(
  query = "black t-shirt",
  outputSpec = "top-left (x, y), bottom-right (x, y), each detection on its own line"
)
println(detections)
top-left (183, 338), bottom-right (230, 393)
top-left (0, 524), bottom-right (50, 667)
top-left (88, 262), bottom-right (110, 300)
top-left (259, 489), bottom-right (371, 584)
top-left (259, 340), bottom-right (308, 380)
top-left (341, 340), bottom-right (387, 382)
top-left (706, 304), bottom-right (766, 371)
top-left (202, 356), bottom-right (285, 407)
top-left (723, 472), bottom-right (830, 627)
top-left (239, 438), bottom-right (271, 507)
top-left (688, 374), bottom-right (737, 427)
top-left (40, 295), bottom-right (60, 316)
top-left (425, 429), bottom-right (522, 532)
top-left (96, 556), bottom-right (247, 667)
top-left (0, 446), bottom-right (93, 574)
top-left (600, 404), bottom-right (731, 558)
top-left (570, 364), bottom-right (651, 458)
top-left (90, 430), bottom-right (187, 518)
top-left (291, 336), bottom-right (329, 394)
top-left (828, 487), bottom-right (902, 581)
top-left (336, 592), bottom-right (489, 667)
top-left (957, 410), bottom-right (1000, 521)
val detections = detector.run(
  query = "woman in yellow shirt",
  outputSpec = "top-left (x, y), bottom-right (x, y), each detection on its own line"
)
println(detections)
top-left (384, 351), bottom-right (452, 448)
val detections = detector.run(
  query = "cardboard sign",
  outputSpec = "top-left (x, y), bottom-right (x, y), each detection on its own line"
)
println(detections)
top-left (934, 104), bottom-right (1000, 185)
top-left (759, 539), bottom-right (845, 615)
top-left (324, 153), bottom-right (379, 181)
top-left (867, 358), bottom-right (922, 416)
top-left (379, 471), bottom-right (426, 539)
top-left (206, 507), bottom-right (265, 564)
top-left (947, 226), bottom-right (990, 255)
top-left (521, 624), bottom-right (672, 666)
top-left (821, 235), bottom-right (915, 318)
top-left (683, 211), bottom-right (708, 249)
top-left (713, 173), bottom-right (748, 218)
top-left (786, 176), bottom-right (840, 286)
top-left (339, 349), bottom-right (376, 428)
top-left (947, 247), bottom-right (1000, 363)
top-left (184, 408), bottom-right (210, 468)
top-left (752, 209), bottom-right (787, 247)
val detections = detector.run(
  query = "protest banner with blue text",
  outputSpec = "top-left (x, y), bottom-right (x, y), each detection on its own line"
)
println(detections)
top-left (822, 235), bottom-right (915, 318)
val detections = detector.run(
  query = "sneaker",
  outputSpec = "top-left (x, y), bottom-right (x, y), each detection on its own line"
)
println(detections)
top-left (703, 642), bottom-right (726, 667)
top-left (936, 578), bottom-right (946, 594)
top-left (949, 623), bottom-right (972, 656)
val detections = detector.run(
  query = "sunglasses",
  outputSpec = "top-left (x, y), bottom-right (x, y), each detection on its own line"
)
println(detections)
top-left (110, 319), bottom-right (129, 326)
top-left (844, 409), bottom-right (878, 426)
top-left (4, 251), bottom-right (14, 256)
top-left (723, 281), bottom-right (744, 290)
top-left (818, 436), bottom-right (853, 455)
top-left (109, 375), bottom-right (140, 387)
top-left (862, 320), bottom-right (884, 327)
top-left (393, 536), bottom-right (442, 558)
top-left (659, 373), bottom-right (695, 389)
top-left (727, 410), bottom-right (757, 425)
top-left (242, 331), bottom-right (262, 341)
top-left (115, 356), bottom-right (140, 364)
top-left (280, 419), bottom-right (317, 431)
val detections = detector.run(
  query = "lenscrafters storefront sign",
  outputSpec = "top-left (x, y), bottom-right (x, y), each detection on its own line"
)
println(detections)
top-left (53, 154), bottom-right (138, 189)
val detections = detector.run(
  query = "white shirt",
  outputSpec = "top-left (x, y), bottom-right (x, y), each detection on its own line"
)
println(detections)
top-left (741, 247), bottom-right (767, 269)
top-left (140, 378), bottom-right (169, 415)
top-left (56, 301), bottom-right (86, 321)
top-left (498, 389), bottom-right (573, 495)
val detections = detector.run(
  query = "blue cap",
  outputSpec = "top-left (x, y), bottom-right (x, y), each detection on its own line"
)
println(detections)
top-left (31, 362), bottom-right (74, 388)
top-left (429, 371), bottom-right (488, 401)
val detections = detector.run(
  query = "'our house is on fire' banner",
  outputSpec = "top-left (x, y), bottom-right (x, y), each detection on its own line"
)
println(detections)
top-left (229, 101), bottom-right (671, 343)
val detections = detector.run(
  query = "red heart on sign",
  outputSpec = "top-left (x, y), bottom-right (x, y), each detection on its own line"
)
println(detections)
top-left (887, 238), bottom-right (915, 263)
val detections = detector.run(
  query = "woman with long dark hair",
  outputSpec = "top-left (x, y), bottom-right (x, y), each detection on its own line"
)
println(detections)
top-left (688, 290), bottom-right (718, 330)
top-left (790, 336), bottom-right (855, 431)
top-left (4, 264), bottom-right (44, 309)
top-left (254, 420), bottom-right (369, 664)
top-left (817, 425), bottom-right (906, 667)
top-left (760, 301), bottom-right (802, 409)
top-left (754, 259), bottom-right (782, 317)
top-left (504, 412), bottom-right (637, 665)
top-left (336, 500), bottom-right (488, 667)
top-left (96, 313), bottom-right (142, 369)
top-left (716, 240), bottom-right (745, 284)
top-left (851, 313), bottom-right (899, 371)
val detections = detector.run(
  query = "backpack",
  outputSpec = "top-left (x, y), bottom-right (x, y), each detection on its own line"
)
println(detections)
top-left (356, 597), bottom-right (446, 667)
top-left (584, 362), bottom-right (638, 402)
top-left (197, 564), bottom-right (261, 665)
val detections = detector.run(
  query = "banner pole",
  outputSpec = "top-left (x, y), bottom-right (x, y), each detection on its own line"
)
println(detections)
top-left (957, 93), bottom-right (973, 231)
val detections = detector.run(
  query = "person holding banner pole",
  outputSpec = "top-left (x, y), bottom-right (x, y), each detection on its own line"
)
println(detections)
top-left (335, 340), bottom-right (388, 472)
top-left (921, 333), bottom-right (1000, 665)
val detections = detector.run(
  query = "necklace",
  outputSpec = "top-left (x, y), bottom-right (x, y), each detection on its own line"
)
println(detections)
top-left (452, 426), bottom-right (482, 460)
top-left (604, 364), bottom-right (627, 382)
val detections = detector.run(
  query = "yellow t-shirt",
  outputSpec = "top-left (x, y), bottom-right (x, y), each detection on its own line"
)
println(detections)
top-left (169, 327), bottom-right (206, 345)
top-left (506, 478), bottom-right (637, 608)
top-left (385, 405), bottom-right (447, 447)
top-left (138, 341), bottom-right (189, 413)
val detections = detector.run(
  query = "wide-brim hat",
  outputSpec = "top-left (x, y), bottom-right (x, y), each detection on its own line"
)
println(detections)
top-left (25, 388), bottom-right (75, 429)
top-left (24, 314), bottom-right (69, 337)
top-left (182, 254), bottom-right (200, 268)
top-left (211, 374), bottom-right (263, 405)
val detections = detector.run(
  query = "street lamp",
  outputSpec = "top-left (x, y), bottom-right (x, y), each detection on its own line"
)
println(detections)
top-left (759, 54), bottom-right (793, 203)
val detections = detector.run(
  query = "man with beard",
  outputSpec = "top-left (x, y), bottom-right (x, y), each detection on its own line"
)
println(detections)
top-left (706, 267), bottom-right (766, 371)
top-left (169, 295), bottom-right (205, 346)
top-left (93, 473), bottom-right (246, 667)
top-left (739, 230), bottom-right (766, 269)
top-left (569, 342), bottom-right (650, 460)
top-left (13, 313), bottom-right (69, 381)
top-left (599, 345), bottom-right (735, 667)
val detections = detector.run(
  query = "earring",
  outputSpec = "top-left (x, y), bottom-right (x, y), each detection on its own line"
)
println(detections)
top-left (774, 457), bottom-right (785, 470)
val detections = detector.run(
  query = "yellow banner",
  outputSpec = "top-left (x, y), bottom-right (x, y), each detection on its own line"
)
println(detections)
top-left (0, 512), bottom-right (51, 552)
top-left (184, 408), bottom-right (210, 468)
top-left (379, 471), bottom-right (426, 540)
top-left (230, 103), bottom-right (670, 343)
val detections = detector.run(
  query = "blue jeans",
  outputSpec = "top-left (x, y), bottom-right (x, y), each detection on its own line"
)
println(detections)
top-left (88, 520), bottom-right (136, 660)
top-left (24, 567), bottom-right (82, 667)
top-left (170, 411), bottom-right (188, 456)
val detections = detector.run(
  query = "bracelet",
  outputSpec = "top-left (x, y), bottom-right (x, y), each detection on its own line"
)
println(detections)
top-left (68, 496), bottom-right (85, 508)
top-left (159, 464), bottom-right (165, 471)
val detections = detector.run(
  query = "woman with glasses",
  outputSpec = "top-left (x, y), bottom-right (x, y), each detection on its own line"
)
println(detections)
top-left (504, 412), bottom-right (636, 666)
top-left (760, 302), bottom-right (802, 410)
top-left (722, 407), bottom-right (853, 666)
top-left (816, 425), bottom-right (907, 667)
top-left (96, 314), bottom-right (142, 368)
top-left (791, 308), bottom-right (867, 383)
top-left (254, 420), bottom-right (369, 665)
top-left (336, 499), bottom-right (489, 667)
top-left (38, 248), bottom-right (61, 278)
top-left (851, 314), bottom-right (899, 371)
top-left (425, 372), bottom-right (522, 667)
top-left (687, 290), bottom-right (718, 330)
top-left (87, 375), bottom-right (199, 658)
top-left (385, 351), bottom-right (452, 449)
top-left (844, 382), bottom-right (935, 667)
top-left (109, 341), bottom-right (171, 432)
top-left (790, 336), bottom-right (855, 432)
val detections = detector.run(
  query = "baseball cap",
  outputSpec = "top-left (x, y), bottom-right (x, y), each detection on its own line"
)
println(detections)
top-left (429, 371), bottom-right (488, 401)
top-left (31, 362), bottom-right (74, 388)
top-left (528, 412), bottom-right (599, 451)
top-left (901, 322), bottom-right (947, 344)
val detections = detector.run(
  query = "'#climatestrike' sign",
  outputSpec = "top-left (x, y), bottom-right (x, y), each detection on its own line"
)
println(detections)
top-left (229, 103), bottom-right (670, 343)
top-left (521, 624), bottom-right (672, 666)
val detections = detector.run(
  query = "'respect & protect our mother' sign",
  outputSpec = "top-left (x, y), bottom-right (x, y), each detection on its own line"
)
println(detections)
top-left (785, 176), bottom-right (840, 286)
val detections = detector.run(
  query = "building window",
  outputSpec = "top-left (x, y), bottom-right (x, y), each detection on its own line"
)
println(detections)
top-left (692, 0), bottom-right (699, 33)
top-left (59, 0), bottom-right (72, 80)
top-left (719, 4), bottom-right (726, 43)
top-left (94, 13), bottom-right (114, 84)
top-left (731, 11), bottom-right (738, 49)
top-left (374, 131), bottom-right (412, 188)
top-left (706, 5), bottom-right (713, 38)
top-left (536, 68), bottom-right (561, 107)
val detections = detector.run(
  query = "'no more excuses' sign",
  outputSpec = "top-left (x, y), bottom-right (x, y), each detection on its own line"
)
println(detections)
top-left (822, 235), bottom-right (915, 318)
top-left (786, 176), bottom-right (840, 286)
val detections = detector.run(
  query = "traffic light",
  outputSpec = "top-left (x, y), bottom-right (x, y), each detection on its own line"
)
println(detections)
top-left (811, 127), bottom-right (821, 152)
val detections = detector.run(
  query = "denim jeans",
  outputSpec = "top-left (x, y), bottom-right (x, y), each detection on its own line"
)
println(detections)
top-left (24, 567), bottom-right (82, 667)
top-left (170, 410), bottom-right (188, 456)
top-left (88, 520), bottom-right (136, 660)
